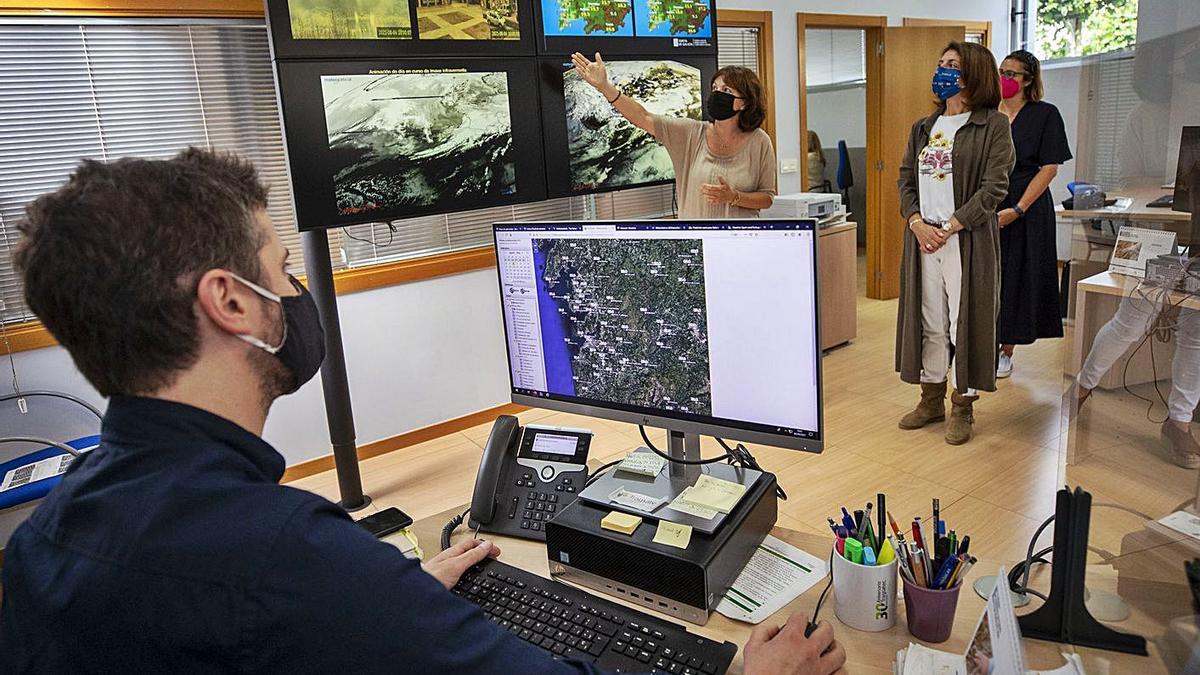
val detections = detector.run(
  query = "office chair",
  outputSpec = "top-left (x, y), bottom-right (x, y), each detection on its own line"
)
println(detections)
top-left (836, 140), bottom-right (854, 208)
top-left (0, 391), bottom-right (101, 545)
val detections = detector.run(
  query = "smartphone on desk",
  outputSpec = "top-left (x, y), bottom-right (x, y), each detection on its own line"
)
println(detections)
top-left (467, 415), bottom-right (592, 542)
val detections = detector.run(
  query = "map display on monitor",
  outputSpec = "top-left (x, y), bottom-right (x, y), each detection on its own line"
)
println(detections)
top-left (288, 0), bottom-right (414, 40)
top-left (532, 237), bottom-right (712, 413)
top-left (541, 0), bottom-right (633, 37)
top-left (633, 0), bottom-right (710, 37)
top-left (564, 59), bottom-right (701, 192)
top-left (320, 69), bottom-right (516, 216)
top-left (416, 0), bottom-right (520, 40)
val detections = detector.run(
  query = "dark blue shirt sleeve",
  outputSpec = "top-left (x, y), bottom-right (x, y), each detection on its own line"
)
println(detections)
top-left (246, 496), bottom-right (611, 675)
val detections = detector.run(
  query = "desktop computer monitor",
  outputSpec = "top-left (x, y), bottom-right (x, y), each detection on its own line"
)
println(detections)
top-left (493, 220), bottom-right (823, 454)
top-left (1174, 126), bottom-right (1198, 215)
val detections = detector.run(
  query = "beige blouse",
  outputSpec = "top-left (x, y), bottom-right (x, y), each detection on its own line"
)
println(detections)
top-left (653, 116), bottom-right (778, 219)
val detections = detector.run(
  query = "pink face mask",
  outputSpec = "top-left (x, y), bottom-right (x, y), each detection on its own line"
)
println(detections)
top-left (1001, 76), bottom-right (1021, 99)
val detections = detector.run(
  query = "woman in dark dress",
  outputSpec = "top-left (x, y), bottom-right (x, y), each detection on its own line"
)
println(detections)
top-left (995, 50), bottom-right (1072, 378)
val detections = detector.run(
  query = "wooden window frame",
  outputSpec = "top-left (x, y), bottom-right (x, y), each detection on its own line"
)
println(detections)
top-left (901, 17), bottom-right (992, 49)
top-left (0, 1), bottom-right (507, 355)
top-left (715, 8), bottom-right (776, 149)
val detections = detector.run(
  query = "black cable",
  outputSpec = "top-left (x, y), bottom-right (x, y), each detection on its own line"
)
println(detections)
top-left (717, 438), bottom-right (788, 501)
top-left (808, 548), bottom-right (835, 633)
top-left (584, 459), bottom-right (622, 488)
top-left (441, 507), bottom-right (471, 552)
top-left (341, 221), bottom-right (397, 249)
top-left (638, 425), bottom-right (732, 465)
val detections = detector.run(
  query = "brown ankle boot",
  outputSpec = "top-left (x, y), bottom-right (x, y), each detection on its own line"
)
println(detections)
top-left (945, 391), bottom-right (978, 445)
top-left (899, 382), bottom-right (947, 430)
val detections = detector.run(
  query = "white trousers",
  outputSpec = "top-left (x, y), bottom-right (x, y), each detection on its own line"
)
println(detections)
top-left (919, 235), bottom-right (978, 396)
top-left (1079, 294), bottom-right (1200, 423)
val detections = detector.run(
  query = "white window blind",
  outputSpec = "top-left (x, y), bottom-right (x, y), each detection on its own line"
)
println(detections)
top-left (717, 25), bottom-right (760, 72)
top-left (805, 28), bottom-right (866, 89)
top-left (0, 19), bottom-right (302, 325)
top-left (1087, 53), bottom-right (1138, 190)
top-left (0, 18), bottom-right (681, 328)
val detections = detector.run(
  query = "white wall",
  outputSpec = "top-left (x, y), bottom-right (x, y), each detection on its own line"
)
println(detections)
top-left (4, 268), bottom-right (511, 466)
top-left (4, 0), bottom-right (1014, 468)
top-left (721, 0), bottom-right (1013, 195)
top-left (807, 85), bottom-right (867, 148)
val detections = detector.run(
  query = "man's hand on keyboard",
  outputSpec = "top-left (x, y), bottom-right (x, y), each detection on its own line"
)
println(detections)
top-left (743, 612), bottom-right (847, 675)
top-left (423, 538), bottom-right (502, 589)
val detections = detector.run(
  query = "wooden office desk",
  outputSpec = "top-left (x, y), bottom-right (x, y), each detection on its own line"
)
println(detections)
top-left (1056, 186), bottom-right (1188, 225)
top-left (817, 222), bottom-right (857, 351)
top-left (411, 505), bottom-right (1110, 674)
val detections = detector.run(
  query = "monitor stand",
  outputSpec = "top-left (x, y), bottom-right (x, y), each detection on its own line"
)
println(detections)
top-left (576, 428), bottom-right (763, 535)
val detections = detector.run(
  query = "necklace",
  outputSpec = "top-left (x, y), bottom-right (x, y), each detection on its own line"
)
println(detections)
top-left (708, 126), bottom-right (741, 155)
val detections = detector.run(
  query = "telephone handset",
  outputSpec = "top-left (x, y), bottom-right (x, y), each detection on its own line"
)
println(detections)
top-left (466, 415), bottom-right (592, 542)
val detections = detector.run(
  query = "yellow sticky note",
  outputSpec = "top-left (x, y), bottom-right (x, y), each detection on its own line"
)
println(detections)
top-left (653, 520), bottom-right (693, 549)
top-left (601, 511), bottom-right (643, 535)
top-left (683, 474), bottom-right (747, 513)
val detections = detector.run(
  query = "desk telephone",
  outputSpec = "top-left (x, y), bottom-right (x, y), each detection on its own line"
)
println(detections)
top-left (467, 415), bottom-right (593, 541)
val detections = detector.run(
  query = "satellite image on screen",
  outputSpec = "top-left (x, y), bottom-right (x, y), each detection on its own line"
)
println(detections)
top-left (288, 0), bottom-right (413, 40)
top-left (416, 0), bottom-right (520, 40)
top-left (564, 60), bottom-right (700, 192)
top-left (533, 237), bottom-right (711, 414)
top-left (321, 70), bottom-right (516, 216)
top-left (634, 0), bottom-right (710, 36)
top-left (542, 0), bottom-right (633, 36)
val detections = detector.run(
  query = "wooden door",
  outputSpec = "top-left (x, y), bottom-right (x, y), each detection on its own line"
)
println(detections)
top-left (870, 26), bottom-right (964, 299)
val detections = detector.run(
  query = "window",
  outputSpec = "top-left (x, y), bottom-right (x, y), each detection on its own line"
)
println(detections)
top-left (0, 17), bottom-right (677, 327)
top-left (804, 28), bottom-right (865, 90)
top-left (1034, 0), bottom-right (1138, 60)
top-left (717, 24), bottom-right (760, 72)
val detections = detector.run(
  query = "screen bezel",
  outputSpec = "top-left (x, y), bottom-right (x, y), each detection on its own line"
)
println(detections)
top-left (533, 0), bottom-right (717, 56)
top-left (518, 427), bottom-right (592, 464)
top-left (537, 55), bottom-right (716, 199)
top-left (492, 220), bottom-right (824, 453)
top-left (265, 0), bottom-right (537, 59)
top-left (276, 58), bottom-right (548, 231)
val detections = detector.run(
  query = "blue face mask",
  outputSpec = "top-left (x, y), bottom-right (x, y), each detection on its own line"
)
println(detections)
top-left (931, 66), bottom-right (962, 101)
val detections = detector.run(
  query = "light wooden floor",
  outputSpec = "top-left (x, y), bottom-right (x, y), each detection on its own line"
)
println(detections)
top-left (290, 254), bottom-right (1196, 668)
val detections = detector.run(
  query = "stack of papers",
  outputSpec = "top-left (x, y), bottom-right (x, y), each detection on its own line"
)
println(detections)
top-left (615, 451), bottom-right (667, 477)
top-left (668, 474), bottom-right (747, 520)
top-left (609, 487), bottom-right (667, 513)
top-left (600, 511), bottom-right (643, 535)
top-left (716, 535), bottom-right (828, 624)
top-left (893, 643), bottom-right (964, 674)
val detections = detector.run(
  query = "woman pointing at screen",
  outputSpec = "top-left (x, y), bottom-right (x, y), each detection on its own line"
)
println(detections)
top-left (570, 52), bottom-right (778, 218)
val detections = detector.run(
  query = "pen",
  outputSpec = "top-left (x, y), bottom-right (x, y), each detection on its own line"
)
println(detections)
top-left (949, 530), bottom-right (957, 556)
top-left (853, 509), bottom-right (864, 531)
top-left (909, 543), bottom-right (928, 587)
top-left (932, 498), bottom-right (940, 538)
top-left (946, 556), bottom-right (967, 588)
top-left (860, 503), bottom-right (874, 545)
top-left (958, 535), bottom-right (971, 556)
top-left (931, 554), bottom-right (959, 589)
top-left (827, 517), bottom-right (841, 534)
top-left (912, 518), bottom-right (933, 583)
top-left (952, 556), bottom-right (977, 587)
top-left (877, 493), bottom-right (886, 550)
top-left (841, 507), bottom-right (857, 533)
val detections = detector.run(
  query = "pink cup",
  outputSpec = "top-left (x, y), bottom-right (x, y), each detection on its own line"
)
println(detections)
top-left (902, 576), bottom-right (962, 643)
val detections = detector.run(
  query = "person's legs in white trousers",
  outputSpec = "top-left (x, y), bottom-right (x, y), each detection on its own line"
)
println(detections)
top-left (919, 236), bottom-right (978, 396)
top-left (1077, 294), bottom-right (1200, 467)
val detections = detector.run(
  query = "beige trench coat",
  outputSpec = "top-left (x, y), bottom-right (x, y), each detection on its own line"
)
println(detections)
top-left (895, 108), bottom-right (1015, 394)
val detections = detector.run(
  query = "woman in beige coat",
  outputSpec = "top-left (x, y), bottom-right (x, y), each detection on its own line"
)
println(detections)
top-left (895, 41), bottom-right (1015, 445)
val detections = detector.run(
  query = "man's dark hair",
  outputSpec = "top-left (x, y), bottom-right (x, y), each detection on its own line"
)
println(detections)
top-left (939, 41), bottom-right (1002, 111)
top-left (712, 66), bottom-right (767, 133)
top-left (16, 147), bottom-right (269, 397)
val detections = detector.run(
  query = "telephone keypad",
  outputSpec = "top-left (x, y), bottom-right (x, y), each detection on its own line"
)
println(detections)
top-left (510, 467), bottom-right (585, 536)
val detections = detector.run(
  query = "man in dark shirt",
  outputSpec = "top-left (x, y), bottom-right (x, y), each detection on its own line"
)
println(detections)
top-left (0, 149), bottom-right (846, 674)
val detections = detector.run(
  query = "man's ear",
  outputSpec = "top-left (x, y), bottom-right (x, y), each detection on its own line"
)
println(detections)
top-left (195, 269), bottom-right (258, 337)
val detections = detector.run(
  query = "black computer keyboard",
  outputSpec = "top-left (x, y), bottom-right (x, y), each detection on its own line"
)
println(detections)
top-left (453, 559), bottom-right (737, 674)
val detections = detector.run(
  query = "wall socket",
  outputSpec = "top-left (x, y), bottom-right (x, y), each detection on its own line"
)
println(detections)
top-left (779, 158), bottom-right (799, 174)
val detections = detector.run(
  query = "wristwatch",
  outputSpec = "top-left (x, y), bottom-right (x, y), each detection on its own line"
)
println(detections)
top-left (1013, 204), bottom-right (1025, 217)
top-left (923, 217), bottom-right (953, 232)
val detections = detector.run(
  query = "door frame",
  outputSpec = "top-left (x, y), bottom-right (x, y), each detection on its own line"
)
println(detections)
top-left (716, 9), bottom-right (777, 148)
top-left (901, 17), bottom-right (992, 49)
top-left (796, 13), bottom-right (886, 297)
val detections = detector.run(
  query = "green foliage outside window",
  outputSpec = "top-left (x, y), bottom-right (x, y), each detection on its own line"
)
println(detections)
top-left (1036, 0), bottom-right (1138, 59)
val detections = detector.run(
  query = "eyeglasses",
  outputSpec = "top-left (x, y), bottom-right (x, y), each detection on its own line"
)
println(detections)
top-left (998, 69), bottom-right (1028, 79)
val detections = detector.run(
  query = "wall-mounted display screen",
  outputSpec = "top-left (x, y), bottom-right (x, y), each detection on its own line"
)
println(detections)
top-left (266, 0), bottom-right (535, 58)
top-left (536, 0), bottom-right (713, 55)
top-left (277, 59), bottom-right (546, 231)
top-left (538, 56), bottom-right (712, 197)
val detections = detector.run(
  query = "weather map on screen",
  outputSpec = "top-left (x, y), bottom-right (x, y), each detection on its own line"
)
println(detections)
top-left (320, 69), bottom-right (516, 216)
top-left (532, 237), bottom-right (712, 413)
top-left (288, 0), bottom-right (413, 40)
top-left (541, 0), bottom-right (633, 37)
top-left (416, 0), bottom-right (520, 40)
top-left (633, 0), bottom-right (710, 37)
top-left (563, 60), bottom-right (701, 192)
